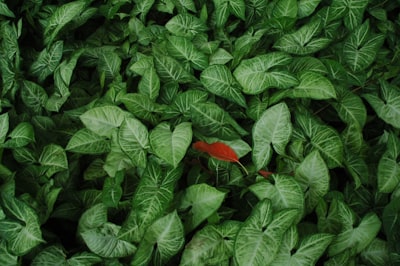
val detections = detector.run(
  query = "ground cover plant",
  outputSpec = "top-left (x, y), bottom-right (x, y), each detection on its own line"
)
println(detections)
top-left (1, 0), bottom-right (400, 265)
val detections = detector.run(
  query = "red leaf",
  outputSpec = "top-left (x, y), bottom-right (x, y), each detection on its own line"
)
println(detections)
top-left (192, 141), bottom-right (248, 174)
top-left (258, 170), bottom-right (273, 178)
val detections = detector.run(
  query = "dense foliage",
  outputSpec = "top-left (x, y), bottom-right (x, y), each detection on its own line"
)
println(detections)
top-left (1, 0), bottom-right (400, 265)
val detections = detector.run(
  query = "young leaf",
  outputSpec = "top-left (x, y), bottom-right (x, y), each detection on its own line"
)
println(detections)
top-left (0, 194), bottom-right (44, 255)
top-left (29, 41), bottom-right (63, 82)
top-left (80, 106), bottom-right (128, 138)
top-left (191, 102), bottom-right (247, 140)
top-left (295, 150), bottom-right (330, 213)
top-left (234, 199), bottom-right (299, 265)
top-left (233, 52), bottom-right (298, 94)
top-left (180, 221), bottom-right (241, 265)
top-left (118, 117), bottom-right (149, 169)
top-left (66, 128), bottom-right (111, 155)
top-left (252, 102), bottom-right (292, 170)
top-left (179, 183), bottom-right (226, 232)
top-left (343, 21), bottom-right (385, 72)
top-left (44, 1), bottom-right (87, 45)
top-left (81, 223), bottom-right (137, 258)
top-left (39, 144), bottom-right (68, 177)
top-left (249, 174), bottom-right (305, 222)
top-left (290, 71), bottom-right (336, 100)
top-left (200, 65), bottom-right (246, 107)
top-left (274, 19), bottom-right (331, 55)
top-left (150, 122), bottom-right (192, 168)
top-left (363, 80), bottom-right (400, 129)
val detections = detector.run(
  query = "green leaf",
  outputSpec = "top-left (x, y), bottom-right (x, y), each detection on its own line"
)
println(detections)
top-left (234, 199), bottom-right (299, 266)
top-left (32, 246), bottom-right (102, 266)
top-left (0, 113), bottom-right (9, 144)
top-left (209, 48), bottom-right (233, 65)
top-left (328, 212), bottom-right (381, 256)
top-left (0, 2), bottom-right (15, 17)
top-left (102, 174), bottom-right (123, 208)
top-left (120, 162), bottom-right (181, 242)
top-left (165, 13), bottom-right (207, 39)
top-left (80, 106), bottom-right (128, 138)
top-left (44, 1), bottom-right (87, 45)
top-left (343, 21), bottom-right (385, 72)
top-left (274, 19), bottom-right (331, 55)
top-left (97, 51), bottom-right (122, 80)
top-left (0, 194), bottom-right (44, 255)
top-left (118, 117), bottom-right (149, 169)
top-left (138, 67), bottom-right (160, 101)
top-left (298, 0), bottom-right (321, 18)
top-left (332, 86), bottom-right (366, 127)
top-left (295, 151), bottom-right (330, 213)
top-left (135, 211), bottom-right (184, 265)
top-left (167, 36), bottom-right (208, 70)
top-left (180, 221), bottom-right (241, 265)
top-left (290, 71), bottom-right (336, 100)
top-left (154, 53), bottom-right (195, 83)
top-left (289, 233), bottom-right (334, 265)
top-left (3, 122), bottom-right (35, 148)
top-left (296, 114), bottom-right (343, 168)
top-left (179, 183), bottom-right (226, 232)
top-left (331, 0), bottom-right (368, 30)
top-left (252, 102), bottom-right (292, 170)
top-left (81, 223), bottom-right (137, 258)
top-left (0, 240), bottom-right (17, 265)
top-left (78, 203), bottom-right (107, 234)
top-left (29, 41), bottom-right (63, 82)
top-left (149, 122), bottom-right (192, 168)
top-left (165, 89), bottom-right (208, 119)
top-left (121, 93), bottom-right (164, 125)
top-left (249, 174), bottom-right (304, 221)
top-left (360, 238), bottom-right (390, 266)
top-left (66, 128), bottom-right (111, 154)
top-left (233, 52), bottom-right (298, 94)
top-left (191, 102), bottom-right (247, 140)
top-left (363, 80), bottom-right (400, 129)
top-left (377, 152), bottom-right (400, 193)
top-left (39, 144), bottom-right (68, 177)
top-left (200, 65), bottom-right (246, 107)
top-left (21, 81), bottom-right (48, 112)
top-left (272, 0), bottom-right (298, 18)
top-left (103, 133), bottom-right (134, 177)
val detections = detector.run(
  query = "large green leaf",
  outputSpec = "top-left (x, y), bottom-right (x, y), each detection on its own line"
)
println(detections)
top-left (30, 41), bottom-right (63, 82)
top-left (138, 67), bottom-right (160, 100)
top-left (363, 80), bottom-right (400, 129)
top-left (165, 13), bottom-right (207, 39)
top-left (153, 53), bottom-right (195, 83)
top-left (295, 150), bottom-right (330, 213)
top-left (272, 0), bottom-right (298, 18)
top-left (378, 152), bottom-right (400, 193)
top-left (328, 212), bottom-right (381, 256)
top-left (234, 199), bottom-right (299, 266)
top-left (191, 102), bottom-right (247, 140)
top-left (2, 122), bottom-right (35, 148)
top-left (167, 36), bottom-right (208, 70)
top-left (121, 93), bottom-right (164, 125)
top-left (120, 163), bottom-right (181, 242)
top-left (44, 1), bottom-right (87, 44)
top-left (180, 221), bottom-right (241, 265)
top-left (66, 128), bottom-right (111, 154)
top-left (21, 81), bottom-right (48, 113)
top-left (295, 114), bottom-right (343, 168)
top-left (331, 0), bottom-right (369, 30)
top-left (165, 89), bottom-right (208, 119)
top-left (298, 0), bottom-right (321, 18)
top-left (118, 117), bottom-right (149, 169)
top-left (249, 174), bottom-right (304, 221)
top-left (132, 211), bottom-right (184, 265)
top-left (343, 21), bottom-right (384, 72)
top-left (289, 234), bottom-right (334, 265)
top-left (32, 246), bottom-right (101, 266)
top-left (233, 52), bottom-right (298, 94)
top-left (179, 183), bottom-right (226, 232)
top-left (97, 51), bottom-right (122, 80)
top-left (214, 0), bottom-right (246, 27)
top-left (81, 223), bottom-right (137, 258)
top-left (0, 194), bottom-right (44, 255)
top-left (332, 86), bottom-right (366, 127)
top-left (252, 102), bottom-right (292, 170)
top-left (360, 238), bottom-right (390, 266)
top-left (149, 122), bottom-right (192, 168)
top-left (274, 19), bottom-right (331, 55)
top-left (290, 71), bottom-right (336, 100)
top-left (38, 144), bottom-right (68, 177)
top-left (80, 106), bottom-right (128, 138)
top-left (200, 65), bottom-right (246, 107)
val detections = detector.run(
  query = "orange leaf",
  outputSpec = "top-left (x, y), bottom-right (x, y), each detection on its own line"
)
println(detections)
top-left (258, 170), bottom-right (273, 178)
